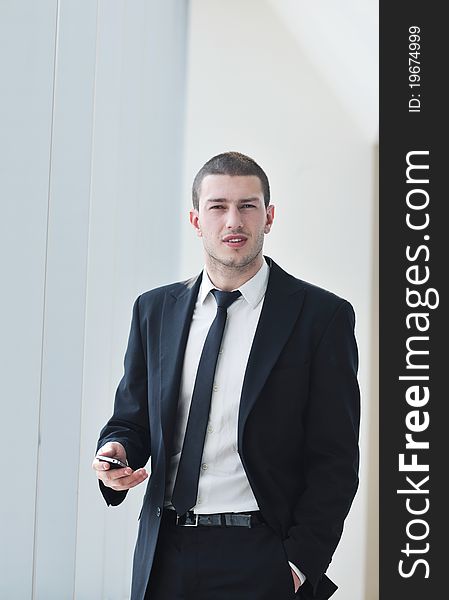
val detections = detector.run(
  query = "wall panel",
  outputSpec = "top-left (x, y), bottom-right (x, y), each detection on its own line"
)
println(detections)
top-left (75, 1), bottom-right (188, 598)
top-left (1, 1), bottom-right (187, 598)
top-left (32, 0), bottom-right (98, 597)
top-left (0, 2), bottom-right (58, 598)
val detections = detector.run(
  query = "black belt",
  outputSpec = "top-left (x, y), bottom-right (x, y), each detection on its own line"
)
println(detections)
top-left (164, 509), bottom-right (265, 528)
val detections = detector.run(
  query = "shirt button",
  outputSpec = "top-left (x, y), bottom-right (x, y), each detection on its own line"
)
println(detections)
top-left (201, 463), bottom-right (208, 470)
top-left (213, 384), bottom-right (219, 392)
top-left (156, 507), bottom-right (161, 517)
top-left (219, 349), bottom-right (223, 355)
top-left (207, 425), bottom-right (214, 434)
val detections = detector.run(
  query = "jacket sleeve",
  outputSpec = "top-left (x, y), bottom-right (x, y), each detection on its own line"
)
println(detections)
top-left (96, 295), bottom-right (151, 506)
top-left (283, 300), bottom-right (361, 594)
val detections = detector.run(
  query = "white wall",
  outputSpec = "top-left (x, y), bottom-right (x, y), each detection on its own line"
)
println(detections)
top-left (0, 2), bottom-right (58, 598)
top-left (0, 1), bottom-right (187, 598)
top-left (181, 1), bottom-right (378, 598)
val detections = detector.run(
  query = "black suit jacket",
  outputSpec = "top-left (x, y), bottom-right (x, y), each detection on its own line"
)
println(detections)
top-left (98, 256), bottom-right (360, 600)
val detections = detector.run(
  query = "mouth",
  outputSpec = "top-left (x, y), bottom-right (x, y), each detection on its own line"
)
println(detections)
top-left (222, 234), bottom-right (248, 248)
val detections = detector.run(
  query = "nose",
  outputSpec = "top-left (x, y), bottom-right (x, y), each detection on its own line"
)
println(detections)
top-left (225, 205), bottom-right (243, 229)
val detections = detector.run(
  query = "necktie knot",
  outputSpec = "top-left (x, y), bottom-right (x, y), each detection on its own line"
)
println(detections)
top-left (211, 289), bottom-right (241, 310)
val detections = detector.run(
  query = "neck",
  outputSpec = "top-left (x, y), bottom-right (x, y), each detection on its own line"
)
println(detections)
top-left (205, 253), bottom-right (264, 291)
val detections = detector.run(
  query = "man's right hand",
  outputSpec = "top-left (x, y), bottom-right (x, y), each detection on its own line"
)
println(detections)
top-left (92, 441), bottom-right (148, 491)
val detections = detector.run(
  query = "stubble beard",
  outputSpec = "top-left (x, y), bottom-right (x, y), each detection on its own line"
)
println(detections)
top-left (203, 230), bottom-right (265, 274)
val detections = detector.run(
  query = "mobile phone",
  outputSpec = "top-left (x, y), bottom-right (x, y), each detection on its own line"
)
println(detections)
top-left (96, 455), bottom-right (128, 469)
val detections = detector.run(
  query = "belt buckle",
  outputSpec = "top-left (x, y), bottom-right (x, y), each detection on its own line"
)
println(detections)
top-left (176, 512), bottom-right (199, 527)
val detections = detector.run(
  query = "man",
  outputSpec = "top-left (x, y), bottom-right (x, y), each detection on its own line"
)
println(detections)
top-left (93, 152), bottom-right (360, 600)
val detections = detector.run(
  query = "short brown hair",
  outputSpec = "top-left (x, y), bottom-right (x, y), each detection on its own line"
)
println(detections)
top-left (192, 151), bottom-right (270, 210)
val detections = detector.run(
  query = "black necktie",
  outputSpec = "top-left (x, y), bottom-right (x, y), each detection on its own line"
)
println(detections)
top-left (171, 288), bottom-right (242, 516)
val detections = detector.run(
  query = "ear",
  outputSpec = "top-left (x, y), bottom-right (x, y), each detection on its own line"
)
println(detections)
top-left (189, 209), bottom-right (202, 237)
top-left (264, 205), bottom-right (275, 234)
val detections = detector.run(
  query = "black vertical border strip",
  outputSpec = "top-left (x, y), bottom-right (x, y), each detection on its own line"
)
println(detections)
top-left (380, 2), bottom-right (447, 598)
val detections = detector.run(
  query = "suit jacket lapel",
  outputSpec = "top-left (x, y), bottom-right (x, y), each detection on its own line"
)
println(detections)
top-left (238, 258), bottom-right (306, 450)
top-left (159, 273), bottom-right (202, 453)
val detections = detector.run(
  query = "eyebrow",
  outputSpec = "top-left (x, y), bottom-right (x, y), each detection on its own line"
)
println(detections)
top-left (205, 197), bottom-right (261, 203)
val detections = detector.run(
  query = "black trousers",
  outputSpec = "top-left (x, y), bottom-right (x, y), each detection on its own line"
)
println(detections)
top-left (145, 510), bottom-right (298, 600)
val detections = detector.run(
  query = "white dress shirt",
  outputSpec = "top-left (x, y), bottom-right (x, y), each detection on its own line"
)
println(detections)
top-left (164, 259), bottom-right (305, 585)
top-left (165, 260), bottom-right (269, 513)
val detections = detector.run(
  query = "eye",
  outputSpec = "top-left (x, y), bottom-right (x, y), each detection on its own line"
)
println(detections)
top-left (241, 203), bottom-right (256, 209)
top-left (210, 204), bottom-right (225, 210)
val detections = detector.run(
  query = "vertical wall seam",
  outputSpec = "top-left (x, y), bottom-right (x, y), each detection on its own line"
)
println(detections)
top-left (31, 1), bottom-right (61, 598)
top-left (71, 1), bottom-right (100, 598)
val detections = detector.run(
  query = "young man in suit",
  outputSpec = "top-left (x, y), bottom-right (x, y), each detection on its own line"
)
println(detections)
top-left (93, 152), bottom-right (360, 600)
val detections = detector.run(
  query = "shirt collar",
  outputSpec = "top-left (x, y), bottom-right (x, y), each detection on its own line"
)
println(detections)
top-left (199, 258), bottom-right (269, 309)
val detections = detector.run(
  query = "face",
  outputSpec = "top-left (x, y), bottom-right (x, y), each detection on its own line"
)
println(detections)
top-left (189, 174), bottom-right (274, 272)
